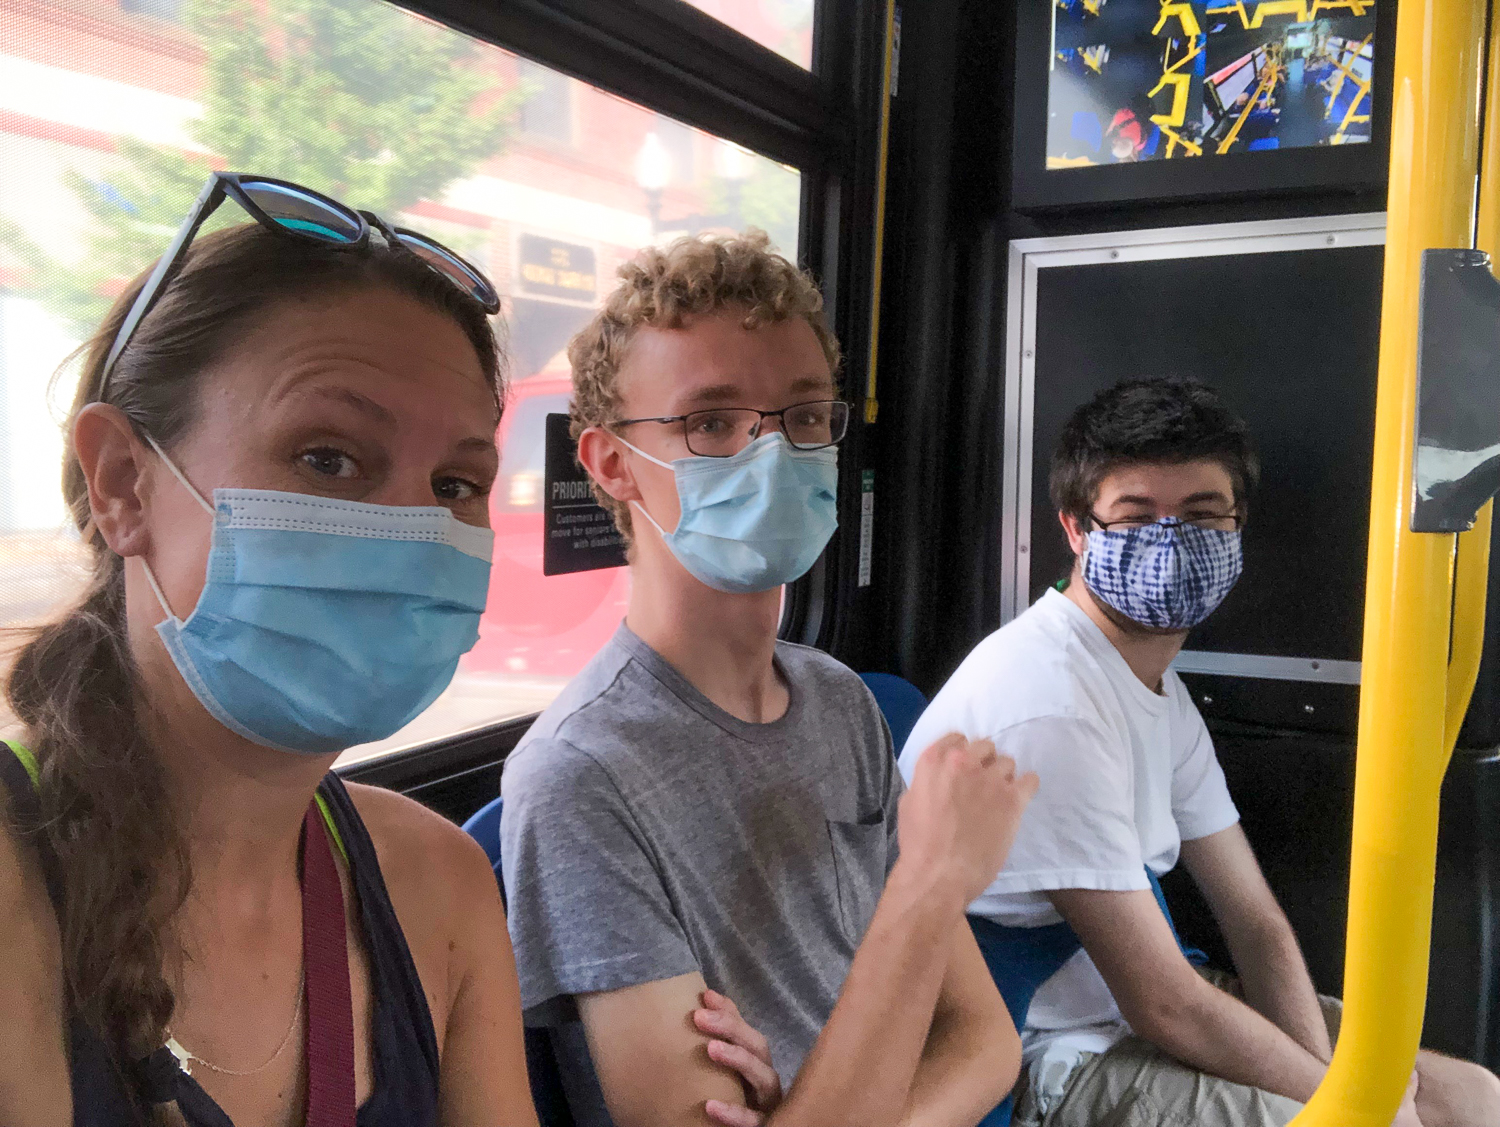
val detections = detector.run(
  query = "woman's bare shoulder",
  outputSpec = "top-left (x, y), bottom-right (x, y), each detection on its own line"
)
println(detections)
top-left (0, 789), bottom-right (51, 936)
top-left (0, 786), bottom-right (73, 1124)
top-left (342, 782), bottom-right (506, 1036)
top-left (342, 782), bottom-right (500, 933)
top-left (344, 782), bottom-right (493, 881)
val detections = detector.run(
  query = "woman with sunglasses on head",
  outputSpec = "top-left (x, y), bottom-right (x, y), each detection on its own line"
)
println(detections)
top-left (0, 174), bottom-right (536, 1127)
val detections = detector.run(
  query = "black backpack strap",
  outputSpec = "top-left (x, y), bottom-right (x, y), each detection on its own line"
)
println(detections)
top-left (0, 741), bottom-right (66, 917)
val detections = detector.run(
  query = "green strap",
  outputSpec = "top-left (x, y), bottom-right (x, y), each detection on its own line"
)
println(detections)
top-left (4, 741), bottom-right (39, 790)
top-left (314, 791), bottom-right (351, 869)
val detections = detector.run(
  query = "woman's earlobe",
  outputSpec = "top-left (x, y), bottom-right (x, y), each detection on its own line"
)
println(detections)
top-left (73, 404), bottom-right (151, 558)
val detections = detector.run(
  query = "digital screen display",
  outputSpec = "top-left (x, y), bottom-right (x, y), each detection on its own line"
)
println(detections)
top-left (1047, 1), bottom-right (1376, 169)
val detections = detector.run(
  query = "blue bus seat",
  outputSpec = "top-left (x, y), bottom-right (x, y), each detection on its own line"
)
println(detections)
top-left (1329, 83), bottom-right (1369, 124)
top-left (1070, 110), bottom-right (1102, 154)
top-left (1141, 123), bottom-right (1162, 158)
top-left (1248, 137), bottom-right (1279, 150)
top-left (464, 794), bottom-right (506, 892)
top-left (461, 796), bottom-right (576, 1127)
top-left (859, 672), bottom-right (929, 755)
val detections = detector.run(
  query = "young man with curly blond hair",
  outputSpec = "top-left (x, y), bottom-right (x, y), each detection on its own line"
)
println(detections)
top-left (500, 231), bottom-right (1035, 1127)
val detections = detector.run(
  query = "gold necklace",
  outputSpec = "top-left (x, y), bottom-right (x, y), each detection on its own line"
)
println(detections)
top-left (164, 969), bottom-right (305, 1079)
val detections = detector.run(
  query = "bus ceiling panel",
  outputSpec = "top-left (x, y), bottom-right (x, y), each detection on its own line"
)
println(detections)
top-left (392, 0), bottom-right (843, 171)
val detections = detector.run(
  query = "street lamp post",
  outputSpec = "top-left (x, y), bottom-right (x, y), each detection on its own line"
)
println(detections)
top-left (634, 131), bottom-right (672, 237)
top-left (713, 139), bottom-right (752, 230)
top-left (635, 132), bottom-right (757, 241)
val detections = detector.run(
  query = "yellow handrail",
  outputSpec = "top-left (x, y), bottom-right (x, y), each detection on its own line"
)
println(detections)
top-left (1287, 0), bottom-right (1490, 1124)
top-left (1216, 50), bottom-right (1280, 154)
top-left (863, 0), bottom-right (896, 427)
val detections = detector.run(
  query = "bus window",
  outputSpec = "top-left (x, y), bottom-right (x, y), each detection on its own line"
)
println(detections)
top-left (680, 0), bottom-right (815, 69)
top-left (0, 0), bottom-right (802, 764)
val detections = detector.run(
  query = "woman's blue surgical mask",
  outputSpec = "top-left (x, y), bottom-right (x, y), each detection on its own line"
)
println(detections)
top-left (141, 436), bottom-right (493, 755)
top-left (1083, 517), bottom-right (1242, 631)
top-left (618, 431), bottom-right (838, 594)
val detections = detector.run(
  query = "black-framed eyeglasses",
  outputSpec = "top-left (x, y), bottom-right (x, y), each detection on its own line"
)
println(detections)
top-left (1090, 512), bottom-right (1244, 533)
top-left (613, 399), bottom-right (849, 458)
top-left (98, 172), bottom-right (501, 398)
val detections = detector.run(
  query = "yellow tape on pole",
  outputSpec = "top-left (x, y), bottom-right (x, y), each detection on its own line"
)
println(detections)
top-left (863, 0), bottom-right (895, 427)
top-left (1288, 1), bottom-right (1488, 1123)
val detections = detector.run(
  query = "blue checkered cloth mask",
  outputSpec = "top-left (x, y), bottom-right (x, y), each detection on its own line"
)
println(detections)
top-left (1083, 518), bottom-right (1243, 631)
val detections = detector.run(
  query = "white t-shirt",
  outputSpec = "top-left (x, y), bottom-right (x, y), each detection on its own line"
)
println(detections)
top-left (896, 589), bottom-right (1240, 1066)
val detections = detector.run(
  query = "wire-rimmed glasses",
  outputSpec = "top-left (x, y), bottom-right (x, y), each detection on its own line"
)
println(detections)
top-left (1090, 512), bottom-right (1244, 533)
top-left (613, 399), bottom-right (849, 458)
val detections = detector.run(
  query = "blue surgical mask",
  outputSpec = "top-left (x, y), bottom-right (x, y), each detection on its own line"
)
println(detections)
top-left (142, 437), bottom-right (493, 755)
top-left (619, 432), bottom-right (838, 594)
top-left (1083, 517), bottom-right (1242, 631)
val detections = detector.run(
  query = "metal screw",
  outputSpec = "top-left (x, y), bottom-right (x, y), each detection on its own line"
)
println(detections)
top-left (1019, 544), bottom-right (1029, 554)
top-left (1326, 235), bottom-right (1336, 245)
top-left (1024, 349), bottom-right (1033, 358)
top-left (1110, 249), bottom-right (1120, 259)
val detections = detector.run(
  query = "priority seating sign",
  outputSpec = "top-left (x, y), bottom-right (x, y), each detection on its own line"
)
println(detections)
top-left (542, 413), bottom-right (629, 575)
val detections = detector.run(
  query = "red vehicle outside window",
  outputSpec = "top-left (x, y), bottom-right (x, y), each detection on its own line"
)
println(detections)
top-left (464, 354), bottom-right (632, 680)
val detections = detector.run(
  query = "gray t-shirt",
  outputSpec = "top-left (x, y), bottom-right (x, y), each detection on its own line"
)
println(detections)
top-left (501, 623), bottom-right (900, 1110)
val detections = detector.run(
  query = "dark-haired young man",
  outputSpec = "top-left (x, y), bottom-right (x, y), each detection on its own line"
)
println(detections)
top-left (899, 378), bottom-right (1500, 1127)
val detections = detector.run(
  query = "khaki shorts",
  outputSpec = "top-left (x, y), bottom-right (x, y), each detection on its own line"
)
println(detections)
top-left (1014, 969), bottom-right (1343, 1127)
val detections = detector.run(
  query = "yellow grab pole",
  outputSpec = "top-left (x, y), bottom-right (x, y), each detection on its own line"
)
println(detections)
top-left (863, 0), bottom-right (896, 427)
top-left (1288, 0), bottom-right (1488, 1123)
top-left (1448, 4), bottom-right (1500, 756)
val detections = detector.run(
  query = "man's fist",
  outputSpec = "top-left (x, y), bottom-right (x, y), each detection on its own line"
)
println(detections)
top-left (898, 733), bottom-right (1039, 905)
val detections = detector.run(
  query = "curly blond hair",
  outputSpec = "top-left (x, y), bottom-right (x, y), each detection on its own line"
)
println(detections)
top-left (569, 229), bottom-right (841, 539)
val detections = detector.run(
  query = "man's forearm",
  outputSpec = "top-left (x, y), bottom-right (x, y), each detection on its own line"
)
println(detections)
top-left (1230, 928), bottom-right (1333, 1061)
top-left (769, 860), bottom-right (968, 1127)
top-left (1143, 976), bottom-right (1327, 1103)
top-left (897, 987), bottom-right (1019, 1127)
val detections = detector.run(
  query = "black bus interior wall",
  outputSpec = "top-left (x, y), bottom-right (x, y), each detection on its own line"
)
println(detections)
top-left (351, 0), bottom-right (1500, 1074)
top-left (843, 0), bottom-right (1500, 1068)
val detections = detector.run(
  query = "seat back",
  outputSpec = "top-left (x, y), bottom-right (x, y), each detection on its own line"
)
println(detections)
top-left (1141, 123), bottom-right (1163, 158)
top-left (461, 796), bottom-right (576, 1127)
top-left (464, 795), bottom-right (506, 889)
top-left (1070, 109), bottom-right (1103, 154)
top-left (858, 672), bottom-right (929, 755)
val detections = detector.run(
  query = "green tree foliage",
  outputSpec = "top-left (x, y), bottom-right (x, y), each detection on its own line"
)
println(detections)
top-left (702, 159), bottom-right (801, 256)
top-left (737, 161), bottom-right (800, 256)
top-left (5, 0), bottom-right (521, 334)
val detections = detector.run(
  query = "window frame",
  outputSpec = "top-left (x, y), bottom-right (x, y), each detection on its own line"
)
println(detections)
top-left (340, 0), bottom-right (885, 790)
top-left (400, 0), bottom-right (836, 168)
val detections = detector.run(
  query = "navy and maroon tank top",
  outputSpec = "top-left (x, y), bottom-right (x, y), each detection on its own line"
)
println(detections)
top-left (0, 744), bottom-right (441, 1126)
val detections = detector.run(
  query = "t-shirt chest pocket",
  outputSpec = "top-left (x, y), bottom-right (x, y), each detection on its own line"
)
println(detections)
top-left (826, 813), bottom-right (887, 941)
